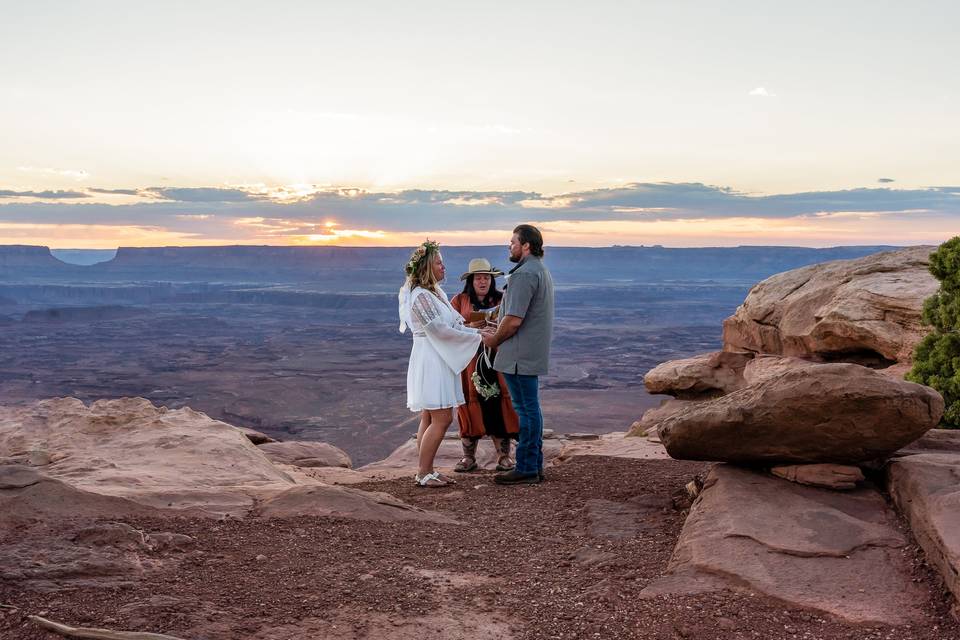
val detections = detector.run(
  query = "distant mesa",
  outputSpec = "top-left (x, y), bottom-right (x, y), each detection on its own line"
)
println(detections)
top-left (0, 243), bottom-right (907, 287)
top-left (0, 244), bottom-right (64, 268)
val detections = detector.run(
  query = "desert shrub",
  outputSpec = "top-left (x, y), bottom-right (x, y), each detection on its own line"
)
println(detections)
top-left (907, 236), bottom-right (960, 427)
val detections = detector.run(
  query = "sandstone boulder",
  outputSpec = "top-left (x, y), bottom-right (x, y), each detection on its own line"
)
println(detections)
top-left (258, 441), bottom-right (352, 469)
top-left (643, 351), bottom-right (752, 397)
top-left (887, 453), bottom-right (960, 603)
top-left (770, 463), bottom-right (864, 490)
top-left (722, 246), bottom-right (936, 364)
top-left (659, 362), bottom-right (943, 464)
top-left (641, 464), bottom-right (926, 625)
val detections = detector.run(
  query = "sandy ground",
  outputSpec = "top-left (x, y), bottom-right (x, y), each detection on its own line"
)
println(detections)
top-left (2, 456), bottom-right (958, 640)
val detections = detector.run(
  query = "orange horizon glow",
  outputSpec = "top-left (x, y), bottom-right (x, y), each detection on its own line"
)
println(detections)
top-left (2, 214), bottom-right (956, 251)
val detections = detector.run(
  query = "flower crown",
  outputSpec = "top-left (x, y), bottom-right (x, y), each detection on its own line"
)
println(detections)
top-left (405, 239), bottom-right (440, 276)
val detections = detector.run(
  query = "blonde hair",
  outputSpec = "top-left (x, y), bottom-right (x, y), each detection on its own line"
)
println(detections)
top-left (404, 240), bottom-right (442, 294)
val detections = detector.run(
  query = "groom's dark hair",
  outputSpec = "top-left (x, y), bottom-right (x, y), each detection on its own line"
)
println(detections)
top-left (513, 224), bottom-right (544, 257)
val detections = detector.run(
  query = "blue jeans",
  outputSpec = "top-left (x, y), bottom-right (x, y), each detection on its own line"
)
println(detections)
top-left (502, 373), bottom-right (543, 476)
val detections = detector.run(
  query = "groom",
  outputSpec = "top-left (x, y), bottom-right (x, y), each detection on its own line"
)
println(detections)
top-left (481, 224), bottom-right (554, 485)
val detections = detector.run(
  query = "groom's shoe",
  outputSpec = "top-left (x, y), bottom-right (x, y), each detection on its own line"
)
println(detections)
top-left (494, 469), bottom-right (540, 485)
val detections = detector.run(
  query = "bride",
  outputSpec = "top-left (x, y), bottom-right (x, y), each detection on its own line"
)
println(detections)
top-left (399, 240), bottom-right (481, 487)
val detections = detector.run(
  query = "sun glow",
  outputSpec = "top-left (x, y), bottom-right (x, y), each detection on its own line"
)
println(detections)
top-left (0, 223), bottom-right (214, 248)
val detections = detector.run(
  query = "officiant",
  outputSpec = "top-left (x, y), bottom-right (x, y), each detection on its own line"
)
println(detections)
top-left (449, 258), bottom-right (520, 472)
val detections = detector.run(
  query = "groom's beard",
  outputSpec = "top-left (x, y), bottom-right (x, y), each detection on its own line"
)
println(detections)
top-left (509, 254), bottom-right (520, 263)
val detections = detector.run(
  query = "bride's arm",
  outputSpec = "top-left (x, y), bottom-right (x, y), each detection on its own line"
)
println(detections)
top-left (411, 290), bottom-right (481, 372)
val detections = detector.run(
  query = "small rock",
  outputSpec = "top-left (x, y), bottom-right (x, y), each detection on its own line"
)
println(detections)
top-left (770, 463), bottom-right (864, 490)
top-left (255, 554), bottom-right (267, 562)
top-left (27, 450), bottom-right (52, 466)
top-left (717, 617), bottom-right (736, 630)
top-left (0, 464), bottom-right (43, 489)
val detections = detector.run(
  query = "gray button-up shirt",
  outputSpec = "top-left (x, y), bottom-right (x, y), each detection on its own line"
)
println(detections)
top-left (494, 255), bottom-right (554, 376)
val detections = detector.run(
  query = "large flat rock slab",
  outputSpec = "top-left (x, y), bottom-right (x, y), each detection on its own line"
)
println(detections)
top-left (642, 464), bottom-right (926, 625)
top-left (0, 397), bottom-right (296, 515)
top-left (896, 429), bottom-right (960, 456)
top-left (555, 431), bottom-right (669, 462)
top-left (659, 362), bottom-right (943, 464)
top-left (887, 453), bottom-right (960, 603)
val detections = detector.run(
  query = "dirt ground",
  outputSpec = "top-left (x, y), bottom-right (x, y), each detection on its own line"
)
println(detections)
top-left (2, 456), bottom-right (958, 640)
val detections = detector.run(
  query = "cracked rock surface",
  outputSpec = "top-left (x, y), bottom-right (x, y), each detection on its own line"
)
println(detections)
top-left (642, 464), bottom-right (927, 625)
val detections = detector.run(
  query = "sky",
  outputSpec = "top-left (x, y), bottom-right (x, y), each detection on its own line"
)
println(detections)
top-left (1, 0), bottom-right (958, 249)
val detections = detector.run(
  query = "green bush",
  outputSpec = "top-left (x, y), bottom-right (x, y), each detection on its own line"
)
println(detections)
top-left (907, 236), bottom-right (960, 427)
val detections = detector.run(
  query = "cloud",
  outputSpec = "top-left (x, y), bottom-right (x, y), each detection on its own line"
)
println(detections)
top-left (527, 182), bottom-right (960, 220)
top-left (0, 189), bottom-right (90, 199)
top-left (877, 178), bottom-right (895, 183)
top-left (88, 188), bottom-right (141, 196)
top-left (143, 187), bottom-right (266, 202)
top-left (17, 166), bottom-right (89, 180)
top-left (749, 87), bottom-right (775, 97)
top-left (0, 181), bottom-right (956, 247)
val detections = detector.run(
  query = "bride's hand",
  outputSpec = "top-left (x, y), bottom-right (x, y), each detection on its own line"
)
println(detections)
top-left (466, 320), bottom-right (486, 329)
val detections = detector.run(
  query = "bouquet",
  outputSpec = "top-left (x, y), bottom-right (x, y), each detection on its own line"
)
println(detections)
top-left (471, 370), bottom-right (500, 400)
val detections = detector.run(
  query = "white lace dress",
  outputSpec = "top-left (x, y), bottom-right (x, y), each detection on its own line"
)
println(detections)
top-left (399, 284), bottom-right (481, 412)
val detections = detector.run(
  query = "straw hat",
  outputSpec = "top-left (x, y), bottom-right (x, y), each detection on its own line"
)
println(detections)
top-left (459, 257), bottom-right (505, 281)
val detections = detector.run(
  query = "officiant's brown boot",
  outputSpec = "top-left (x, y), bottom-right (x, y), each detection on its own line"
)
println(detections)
top-left (454, 438), bottom-right (478, 472)
top-left (491, 437), bottom-right (514, 471)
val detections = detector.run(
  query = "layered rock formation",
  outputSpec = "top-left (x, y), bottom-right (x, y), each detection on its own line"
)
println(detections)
top-left (888, 451), bottom-right (960, 603)
top-left (634, 247), bottom-right (942, 462)
top-left (0, 397), bottom-right (442, 522)
top-left (722, 245), bottom-right (936, 364)
top-left (633, 246), bottom-right (957, 621)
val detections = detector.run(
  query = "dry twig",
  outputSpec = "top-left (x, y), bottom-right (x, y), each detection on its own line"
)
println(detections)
top-left (28, 615), bottom-right (189, 640)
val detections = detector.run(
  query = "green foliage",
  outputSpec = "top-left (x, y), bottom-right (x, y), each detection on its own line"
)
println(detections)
top-left (908, 236), bottom-right (960, 427)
